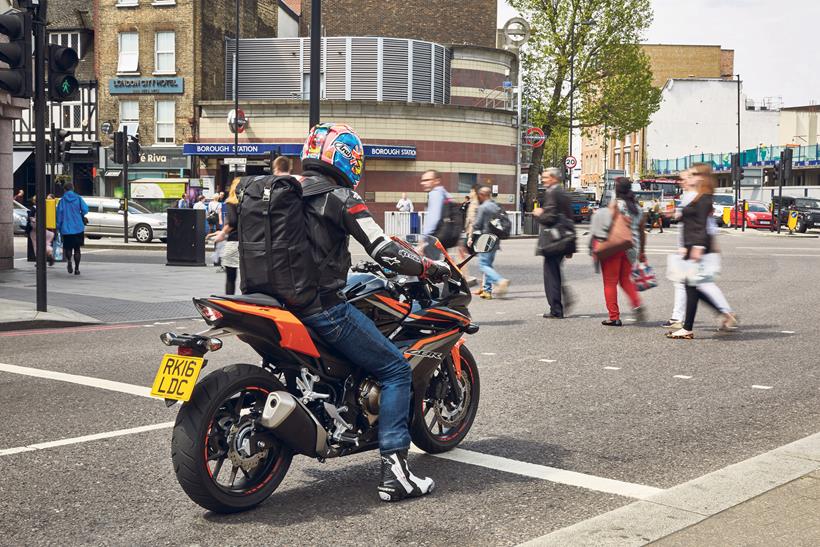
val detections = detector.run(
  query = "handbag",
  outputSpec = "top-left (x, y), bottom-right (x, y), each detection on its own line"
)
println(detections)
top-left (666, 253), bottom-right (721, 285)
top-left (53, 233), bottom-right (64, 262)
top-left (631, 261), bottom-right (657, 291)
top-left (536, 213), bottom-right (576, 256)
top-left (594, 204), bottom-right (634, 261)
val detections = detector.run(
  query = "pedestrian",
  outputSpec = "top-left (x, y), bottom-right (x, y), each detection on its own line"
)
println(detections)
top-left (473, 186), bottom-right (509, 299)
top-left (273, 155), bottom-right (292, 176)
top-left (56, 181), bottom-right (89, 275)
top-left (419, 170), bottom-right (450, 258)
top-left (176, 193), bottom-right (188, 208)
top-left (206, 178), bottom-right (241, 294)
top-left (460, 187), bottom-right (479, 287)
top-left (589, 177), bottom-right (646, 326)
top-left (14, 189), bottom-right (24, 204)
top-left (206, 194), bottom-right (222, 234)
top-left (533, 168), bottom-right (575, 318)
top-left (667, 165), bottom-right (737, 339)
top-left (396, 192), bottom-right (414, 213)
top-left (26, 195), bottom-right (55, 266)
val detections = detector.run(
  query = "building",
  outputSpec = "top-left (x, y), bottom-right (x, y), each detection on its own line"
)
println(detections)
top-left (278, 0), bottom-right (300, 38)
top-left (94, 0), bottom-right (277, 202)
top-left (12, 0), bottom-right (98, 198)
top-left (580, 44), bottom-right (735, 189)
top-left (188, 32), bottom-right (518, 223)
top-left (299, 0), bottom-right (497, 49)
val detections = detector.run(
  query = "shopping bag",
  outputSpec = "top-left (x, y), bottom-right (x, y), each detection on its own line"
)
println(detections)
top-left (53, 234), bottom-right (64, 262)
top-left (631, 261), bottom-right (658, 291)
top-left (666, 253), bottom-right (721, 285)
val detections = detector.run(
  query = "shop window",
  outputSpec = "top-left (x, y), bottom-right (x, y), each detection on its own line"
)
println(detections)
top-left (50, 32), bottom-right (81, 58)
top-left (155, 100), bottom-right (175, 144)
top-left (118, 32), bottom-right (139, 74)
top-left (119, 100), bottom-right (139, 136)
top-left (458, 173), bottom-right (477, 193)
top-left (154, 31), bottom-right (175, 75)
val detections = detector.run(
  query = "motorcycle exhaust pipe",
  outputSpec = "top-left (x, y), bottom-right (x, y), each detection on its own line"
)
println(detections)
top-left (259, 391), bottom-right (330, 458)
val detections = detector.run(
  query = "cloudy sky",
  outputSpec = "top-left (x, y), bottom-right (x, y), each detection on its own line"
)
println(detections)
top-left (498, 0), bottom-right (819, 107)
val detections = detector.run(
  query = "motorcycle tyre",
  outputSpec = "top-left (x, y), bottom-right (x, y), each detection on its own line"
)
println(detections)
top-left (171, 363), bottom-right (293, 514)
top-left (410, 346), bottom-right (480, 454)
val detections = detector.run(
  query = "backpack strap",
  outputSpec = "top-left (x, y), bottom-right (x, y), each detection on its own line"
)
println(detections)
top-left (262, 177), bottom-right (276, 290)
top-left (301, 175), bottom-right (338, 197)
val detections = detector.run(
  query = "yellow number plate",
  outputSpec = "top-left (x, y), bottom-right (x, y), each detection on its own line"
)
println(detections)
top-left (150, 354), bottom-right (205, 402)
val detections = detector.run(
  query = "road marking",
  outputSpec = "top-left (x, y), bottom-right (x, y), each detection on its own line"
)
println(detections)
top-left (411, 446), bottom-right (662, 500)
top-left (738, 246), bottom-right (820, 251)
top-left (495, 311), bottom-right (507, 315)
top-left (481, 352), bottom-right (496, 356)
top-left (0, 324), bottom-right (139, 338)
top-left (603, 366), bottom-right (621, 370)
top-left (578, 315), bottom-right (590, 318)
top-left (0, 362), bottom-right (152, 398)
top-left (781, 330), bottom-right (796, 334)
top-left (153, 321), bottom-right (176, 325)
top-left (539, 359), bottom-right (556, 363)
top-left (752, 385), bottom-right (773, 390)
top-left (0, 422), bottom-right (175, 457)
top-left (673, 375), bottom-right (693, 379)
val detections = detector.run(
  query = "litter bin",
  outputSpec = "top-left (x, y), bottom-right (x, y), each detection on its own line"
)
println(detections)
top-left (166, 208), bottom-right (206, 266)
top-left (523, 213), bottom-right (539, 235)
top-left (410, 212), bottom-right (420, 234)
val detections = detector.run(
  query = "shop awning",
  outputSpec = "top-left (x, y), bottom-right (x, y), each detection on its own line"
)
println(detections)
top-left (13, 151), bottom-right (31, 173)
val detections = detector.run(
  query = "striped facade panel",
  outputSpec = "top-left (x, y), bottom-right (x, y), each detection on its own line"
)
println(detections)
top-left (382, 38), bottom-right (409, 101)
top-left (411, 41), bottom-right (432, 103)
top-left (225, 38), bottom-right (301, 100)
top-left (433, 45), bottom-right (445, 104)
top-left (324, 38), bottom-right (347, 99)
top-left (350, 37), bottom-right (378, 100)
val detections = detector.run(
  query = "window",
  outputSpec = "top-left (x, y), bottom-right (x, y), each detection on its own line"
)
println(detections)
top-left (624, 152), bottom-right (631, 174)
top-left (61, 102), bottom-right (82, 130)
top-left (119, 100), bottom-right (139, 137)
top-left (155, 100), bottom-right (175, 143)
top-left (116, 0), bottom-right (139, 7)
top-left (154, 31), bottom-right (175, 74)
top-left (614, 153), bottom-right (620, 168)
top-left (50, 32), bottom-right (81, 57)
top-left (458, 173), bottom-right (477, 193)
top-left (152, 0), bottom-right (176, 5)
top-left (117, 32), bottom-right (139, 74)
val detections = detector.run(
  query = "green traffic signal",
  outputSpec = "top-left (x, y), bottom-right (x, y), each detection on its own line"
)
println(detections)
top-left (48, 44), bottom-right (79, 102)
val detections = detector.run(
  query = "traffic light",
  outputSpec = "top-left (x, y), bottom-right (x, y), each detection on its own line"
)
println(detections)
top-left (771, 161), bottom-right (780, 185)
top-left (782, 147), bottom-right (793, 182)
top-left (113, 131), bottom-right (126, 164)
top-left (48, 44), bottom-right (79, 102)
top-left (0, 10), bottom-right (33, 99)
top-left (56, 129), bottom-right (72, 163)
top-left (127, 134), bottom-right (141, 165)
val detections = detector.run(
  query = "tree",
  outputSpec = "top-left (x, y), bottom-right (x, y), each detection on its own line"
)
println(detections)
top-left (510, 0), bottom-right (662, 209)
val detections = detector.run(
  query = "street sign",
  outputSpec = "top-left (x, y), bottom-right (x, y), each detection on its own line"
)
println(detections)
top-left (523, 127), bottom-right (545, 148)
top-left (223, 157), bottom-right (247, 166)
top-left (565, 156), bottom-right (578, 170)
top-left (503, 17), bottom-right (530, 47)
top-left (228, 109), bottom-right (247, 134)
top-left (229, 163), bottom-right (246, 173)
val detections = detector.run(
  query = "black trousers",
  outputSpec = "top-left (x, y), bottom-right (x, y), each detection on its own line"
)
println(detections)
top-left (543, 255), bottom-right (564, 316)
top-left (683, 284), bottom-right (721, 331)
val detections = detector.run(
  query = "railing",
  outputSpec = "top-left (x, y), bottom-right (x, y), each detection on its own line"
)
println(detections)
top-left (652, 144), bottom-right (820, 174)
top-left (384, 211), bottom-right (524, 238)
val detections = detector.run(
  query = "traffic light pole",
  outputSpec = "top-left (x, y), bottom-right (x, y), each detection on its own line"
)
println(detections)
top-left (50, 123), bottom-right (56, 195)
top-left (33, 0), bottom-right (48, 312)
top-left (309, 0), bottom-right (320, 128)
top-left (122, 125), bottom-right (129, 243)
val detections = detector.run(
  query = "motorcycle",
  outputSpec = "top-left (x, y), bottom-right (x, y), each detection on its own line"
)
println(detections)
top-left (150, 234), bottom-right (498, 513)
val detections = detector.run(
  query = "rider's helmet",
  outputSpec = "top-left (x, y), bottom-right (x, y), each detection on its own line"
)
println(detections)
top-left (301, 123), bottom-right (364, 189)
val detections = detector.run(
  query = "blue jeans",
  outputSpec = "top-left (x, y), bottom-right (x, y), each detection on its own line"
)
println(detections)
top-left (478, 249), bottom-right (502, 292)
top-left (301, 302), bottom-right (412, 454)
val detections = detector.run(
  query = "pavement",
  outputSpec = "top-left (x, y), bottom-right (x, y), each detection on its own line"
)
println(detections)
top-left (0, 230), bottom-right (819, 545)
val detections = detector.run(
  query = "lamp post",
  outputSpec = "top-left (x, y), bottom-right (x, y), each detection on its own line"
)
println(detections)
top-left (309, 0), bottom-right (321, 128)
top-left (568, 19), bottom-right (595, 188)
top-left (234, 0), bottom-right (239, 160)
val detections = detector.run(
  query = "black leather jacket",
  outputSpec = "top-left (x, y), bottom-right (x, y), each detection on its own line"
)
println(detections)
top-left (301, 171), bottom-right (446, 311)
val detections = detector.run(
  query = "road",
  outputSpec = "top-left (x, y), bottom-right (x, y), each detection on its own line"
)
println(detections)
top-left (0, 229), bottom-right (819, 546)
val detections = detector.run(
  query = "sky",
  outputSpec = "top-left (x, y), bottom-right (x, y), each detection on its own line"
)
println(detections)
top-left (498, 0), bottom-right (819, 107)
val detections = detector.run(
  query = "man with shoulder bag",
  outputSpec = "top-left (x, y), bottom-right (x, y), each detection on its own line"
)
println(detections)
top-left (533, 168), bottom-right (576, 319)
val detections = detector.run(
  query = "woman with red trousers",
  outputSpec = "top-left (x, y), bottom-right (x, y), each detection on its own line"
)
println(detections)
top-left (590, 177), bottom-right (647, 326)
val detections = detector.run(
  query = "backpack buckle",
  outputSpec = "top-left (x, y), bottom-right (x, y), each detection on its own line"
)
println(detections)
top-left (262, 187), bottom-right (271, 202)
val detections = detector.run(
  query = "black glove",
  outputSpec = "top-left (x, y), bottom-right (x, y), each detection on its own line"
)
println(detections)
top-left (422, 259), bottom-right (451, 282)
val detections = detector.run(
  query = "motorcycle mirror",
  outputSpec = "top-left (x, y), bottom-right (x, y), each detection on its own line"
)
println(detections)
top-left (473, 233), bottom-right (498, 253)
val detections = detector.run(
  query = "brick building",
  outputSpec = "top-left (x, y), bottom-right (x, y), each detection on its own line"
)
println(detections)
top-left (299, 0), bottom-right (497, 49)
top-left (94, 0), bottom-right (277, 198)
top-left (580, 44), bottom-right (734, 191)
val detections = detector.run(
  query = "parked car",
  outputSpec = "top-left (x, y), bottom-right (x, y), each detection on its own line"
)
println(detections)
top-left (771, 195), bottom-right (820, 233)
top-left (12, 201), bottom-right (28, 235)
top-left (712, 193), bottom-right (735, 226)
top-left (84, 197), bottom-right (167, 243)
top-left (728, 201), bottom-right (775, 229)
top-left (567, 192), bottom-right (592, 223)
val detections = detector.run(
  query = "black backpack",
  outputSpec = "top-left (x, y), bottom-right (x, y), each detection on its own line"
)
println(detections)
top-left (434, 198), bottom-right (464, 248)
top-left (488, 207), bottom-right (512, 239)
top-left (236, 175), bottom-right (327, 311)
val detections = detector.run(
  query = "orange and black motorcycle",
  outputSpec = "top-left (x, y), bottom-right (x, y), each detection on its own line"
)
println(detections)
top-left (150, 234), bottom-right (496, 513)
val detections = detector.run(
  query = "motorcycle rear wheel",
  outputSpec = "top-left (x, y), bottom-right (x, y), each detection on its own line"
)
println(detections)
top-left (411, 346), bottom-right (480, 454)
top-left (171, 363), bottom-right (293, 513)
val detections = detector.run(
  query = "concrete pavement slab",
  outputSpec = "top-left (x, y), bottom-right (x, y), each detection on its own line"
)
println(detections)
top-left (0, 297), bottom-right (99, 331)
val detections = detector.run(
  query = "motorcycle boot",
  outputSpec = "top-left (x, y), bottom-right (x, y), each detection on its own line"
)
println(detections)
top-left (378, 450), bottom-right (435, 502)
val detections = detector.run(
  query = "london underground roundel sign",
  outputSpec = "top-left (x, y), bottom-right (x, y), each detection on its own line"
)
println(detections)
top-left (523, 127), bottom-right (546, 148)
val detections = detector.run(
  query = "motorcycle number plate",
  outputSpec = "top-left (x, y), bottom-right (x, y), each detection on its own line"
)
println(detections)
top-left (150, 354), bottom-right (205, 402)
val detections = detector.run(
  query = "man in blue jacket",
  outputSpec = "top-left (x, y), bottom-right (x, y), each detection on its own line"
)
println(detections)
top-left (56, 182), bottom-right (89, 275)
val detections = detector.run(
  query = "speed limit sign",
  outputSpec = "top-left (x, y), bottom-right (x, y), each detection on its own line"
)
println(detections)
top-left (565, 156), bottom-right (577, 170)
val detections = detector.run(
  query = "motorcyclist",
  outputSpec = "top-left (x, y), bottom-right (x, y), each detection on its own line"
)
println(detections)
top-left (297, 123), bottom-right (450, 501)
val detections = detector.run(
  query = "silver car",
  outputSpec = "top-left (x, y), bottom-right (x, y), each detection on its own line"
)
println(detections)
top-left (12, 201), bottom-right (29, 235)
top-left (84, 197), bottom-right (167, 243)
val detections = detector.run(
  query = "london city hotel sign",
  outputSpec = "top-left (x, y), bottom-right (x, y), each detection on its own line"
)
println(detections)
top-left (109, 77), bottom-right (184, 95)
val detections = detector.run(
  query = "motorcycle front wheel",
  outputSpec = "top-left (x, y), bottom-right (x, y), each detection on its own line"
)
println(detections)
top-left (171, 364), bottom-right (293, 513)
top-left (411, 346), bottom-right (480, 454)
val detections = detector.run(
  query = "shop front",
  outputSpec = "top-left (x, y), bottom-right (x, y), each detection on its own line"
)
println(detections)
top-left (100, 146), bottom-right (193, 211)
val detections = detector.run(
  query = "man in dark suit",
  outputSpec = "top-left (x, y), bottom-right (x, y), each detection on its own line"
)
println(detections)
top-left (533, 168), bottom-right (575, 318)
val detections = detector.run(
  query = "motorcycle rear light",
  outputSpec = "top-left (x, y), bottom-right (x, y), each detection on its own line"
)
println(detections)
top-left (177, 346), bottom-right (197, 356)
top-left (196, 303), bottom-right (223, 323)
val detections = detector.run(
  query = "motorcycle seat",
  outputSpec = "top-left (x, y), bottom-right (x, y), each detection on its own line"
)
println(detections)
top-left (216, 293), bottom-right (283, 308)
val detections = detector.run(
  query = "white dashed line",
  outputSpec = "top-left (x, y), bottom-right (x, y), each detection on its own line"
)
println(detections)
top-left (539, 359), bottom-right (556, 363)
top-left (603, 366), bottom-right (621, 371)
top-left (0, 422), bottom-right (175, 457)
top-left (781, 330), bottom-right (796, 334)
top-left (0, 362), bottom-right (152, 398)
top-left (752, 385), bottom-right (773, 390)
top-left (481, 352), bottom-right (496, 356)
top-left (673, 375), bottom-right (693, 380)
top-left (579, 315), bottom-right (590, 318)
top-left (495, 311), bottom-right (507, 315)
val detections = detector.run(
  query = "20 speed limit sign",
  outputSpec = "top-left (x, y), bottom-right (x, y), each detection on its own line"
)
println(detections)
top-left (565, 156), bottom-right (578, 169)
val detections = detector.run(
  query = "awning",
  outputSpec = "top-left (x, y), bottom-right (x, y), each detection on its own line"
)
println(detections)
top-left (13, 151), bottom-right (32, 173)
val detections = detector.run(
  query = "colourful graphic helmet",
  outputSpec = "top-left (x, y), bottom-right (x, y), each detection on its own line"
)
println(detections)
top-left (301, 123), bottom-right (364, 188)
